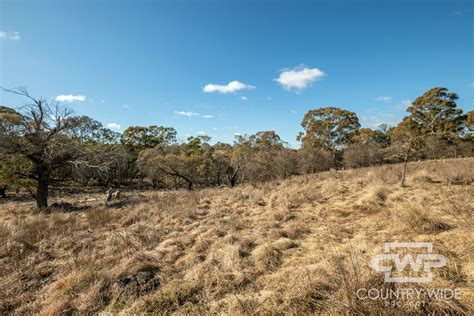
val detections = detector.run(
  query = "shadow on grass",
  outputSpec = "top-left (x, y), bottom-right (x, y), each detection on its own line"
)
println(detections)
top-left (48, 202), bottom-right (92, 213)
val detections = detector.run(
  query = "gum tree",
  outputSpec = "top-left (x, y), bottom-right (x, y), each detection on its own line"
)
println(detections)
top-left (298, 107), bottom-right (360, 166)
top-left (390, 87), bottom-right (466, 186)
top-left (407, 87), bottom-right (465, 138)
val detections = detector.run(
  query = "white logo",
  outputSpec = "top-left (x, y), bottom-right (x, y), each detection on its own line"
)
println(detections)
top-left (371, 242), bottom-right (446, 283)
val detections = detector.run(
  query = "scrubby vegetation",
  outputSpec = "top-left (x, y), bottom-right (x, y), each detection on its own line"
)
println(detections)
top-left (0, 158), bottom-right (472, 314)
top-left (1, 87), bottom-right (473, 209)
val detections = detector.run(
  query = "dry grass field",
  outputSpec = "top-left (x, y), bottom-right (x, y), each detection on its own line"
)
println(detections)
top-left (0, 158), bottom-right (473, 314)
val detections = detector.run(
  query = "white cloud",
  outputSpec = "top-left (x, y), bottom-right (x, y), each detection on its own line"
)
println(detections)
top-left (360, 116), bottom-right (384, 128)
top-left (291, 109), bottom-right (297, 114)
top-left (375, 96), bottom-right (392, 102)
top-left (9, 32), bottom-right (20, 40)
top-left (0, 31), bottom-right (20, 40)
top-left (55, 94), bottom-right (86, 102)
top-left (274, 65), bottom-right (326, 91)
top-left (214, 125), bottom-right (239, 131)
top-left (397, 99), bottom-right (412, 110)
top-left (240, 96), bottom-right (247, 101)
top-left (107, 123), bottom-right (121, 129)
top-left (203, 81), bottom-right (255, 94)
top-left (400, 99), bottom-right (411, 106)
top-left (360, 115), bottom-right (400, 129)
top-left (174, 111), bottom-right (199, 117)
top-left (202, 114), bottom-right (214, 118)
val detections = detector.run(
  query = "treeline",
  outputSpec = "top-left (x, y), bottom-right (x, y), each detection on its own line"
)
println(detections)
top-left (0, 87), bottom-right (473, 208)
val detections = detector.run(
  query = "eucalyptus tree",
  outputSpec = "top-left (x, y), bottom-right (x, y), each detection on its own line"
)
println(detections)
top-left (298, 107), bottom-right (360, 166)
top-left (407, 87), bottom-right (465, 138)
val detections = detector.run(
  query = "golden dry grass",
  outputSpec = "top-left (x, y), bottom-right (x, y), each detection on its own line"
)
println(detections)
top-left (0, 158), bottom-right (473, 314)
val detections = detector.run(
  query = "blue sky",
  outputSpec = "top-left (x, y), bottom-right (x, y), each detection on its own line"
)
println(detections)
top-left (1, 0), bottom-right (472, 146)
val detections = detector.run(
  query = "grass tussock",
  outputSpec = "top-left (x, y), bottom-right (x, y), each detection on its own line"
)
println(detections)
top-left (0, 157), bottom-right (473, 314)
top-left (253, 243), bottom-right (283, 272)
top-left (396, 200), bottom-right (453, 234)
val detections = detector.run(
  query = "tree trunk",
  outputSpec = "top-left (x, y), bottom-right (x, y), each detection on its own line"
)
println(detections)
top-left (400, 139), bottom-right (414, 187)
top-left (216, 169), bottom-right (221, 186)
top-left (36, 170), bottom-right (50, 209)
top-left (230, 174), bottom-right (238, 187)
top-left (0, 186), bottom-right (6, 198)
top-left (332, 150), bottom-right (341, 169)
top-left (229, 165), bottom-right (240, 187)
top-left (400, 155), bottom-right (409, 187)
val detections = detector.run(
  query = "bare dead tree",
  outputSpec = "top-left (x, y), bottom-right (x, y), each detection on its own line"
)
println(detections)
top-left (0, 87), bottom-right (84, 208)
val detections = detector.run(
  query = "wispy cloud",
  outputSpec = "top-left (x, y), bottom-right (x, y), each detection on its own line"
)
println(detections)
top-left (9, 32), bottom-right (20, 40)
top-left (0, 31), bottom-right (20, 40)
top-left (174, 111), bottom-right (199, 117)
top-left (55, 94), bottom-right (86, 102)
top-left (174, 110), bottom-right (215, 119)
top-left (275, 65), bottom-right (326, 92)
top-left (213, 125), bottom-right (239, 131)
top-left (375, 96), bottom-right (392, 102)
top-left (397, 99), bottom-right (412, 110)
top-left (203, 81), bottom-right (255, 94)
top-left (240, 96), bottom-right (248, 101)
top-left (360, 115), bottom-right (400, 129)
top-left (107, 123), bottom-right (121, 129)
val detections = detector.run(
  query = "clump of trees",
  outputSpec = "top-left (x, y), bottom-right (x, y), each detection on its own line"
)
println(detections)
top-left (0, 87), bottom-right (472, 208)
top-left (298, 107), bottom-right (361, 167)
top-left (343, 127), bottom-right (388, 168)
